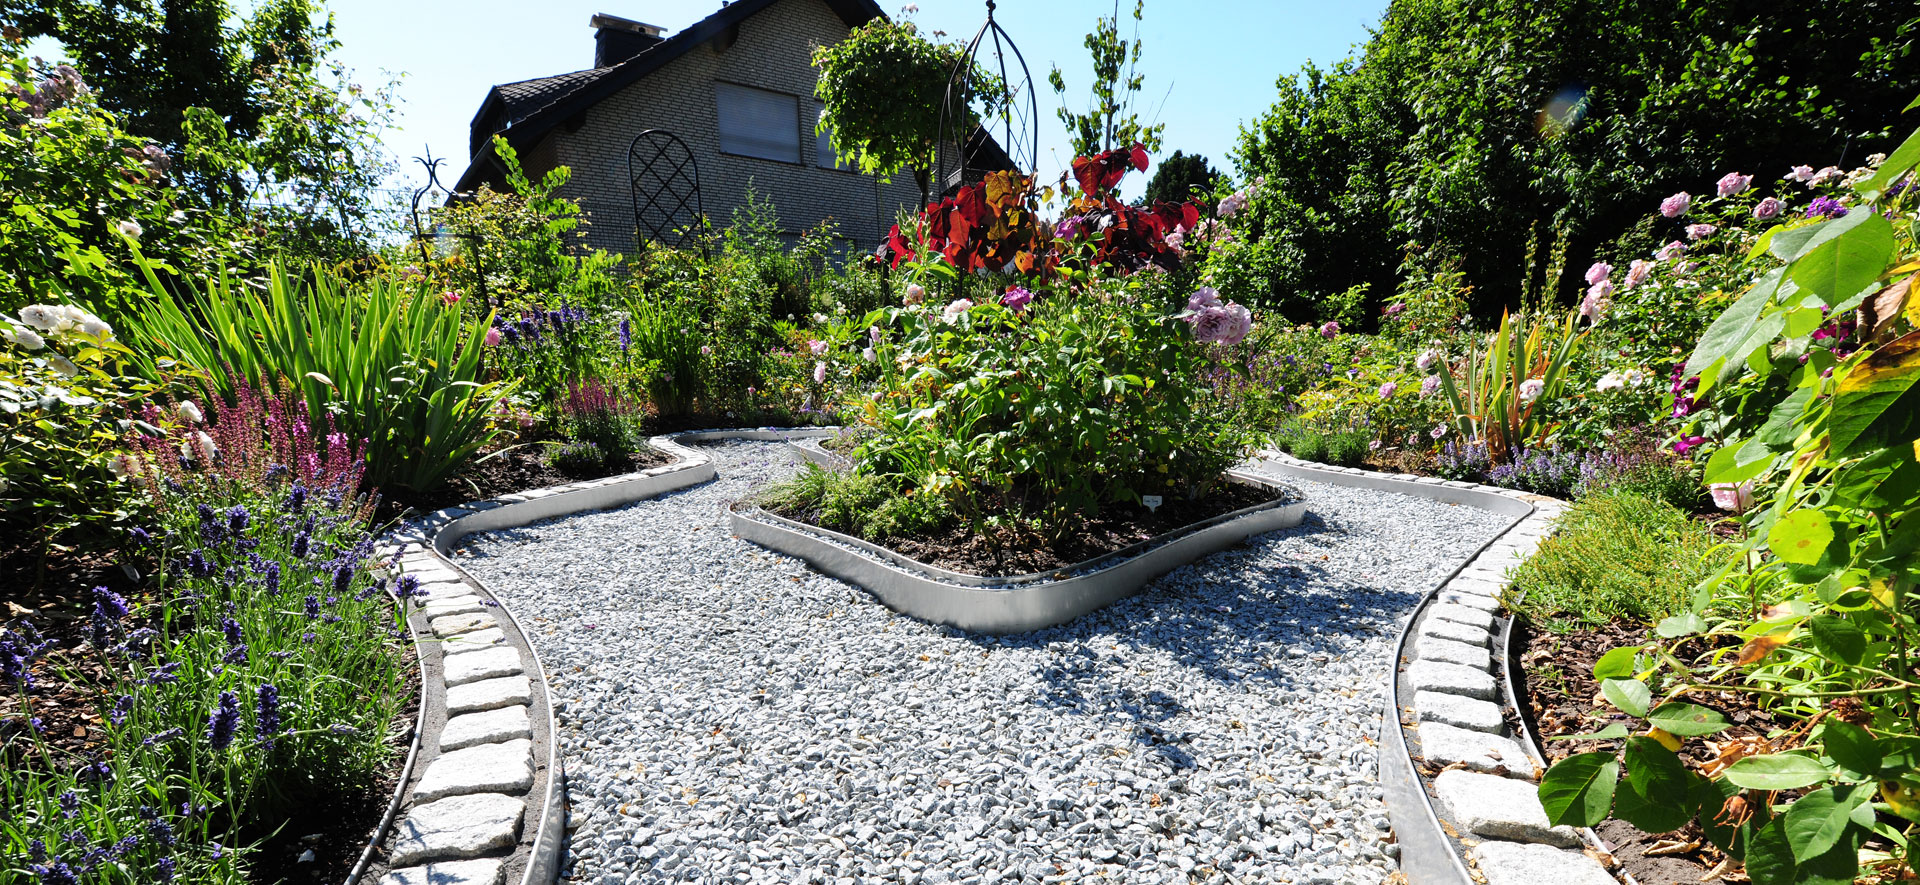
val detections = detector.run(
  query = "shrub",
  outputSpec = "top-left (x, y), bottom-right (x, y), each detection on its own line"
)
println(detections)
top-left (1324, 429), bottom-right (1369, 467)
top-left (560, 380), bottom-right (644, 461)
top-left (1506, 488), bottom-right (1726, 631)
top-left (545, 440), bottom-right (605, 475)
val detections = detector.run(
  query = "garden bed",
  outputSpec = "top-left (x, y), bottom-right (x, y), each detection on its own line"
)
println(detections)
top-left (759, 478), bottom-right (1288, 576)
top-left (377, 442), bottom-right (672, 523)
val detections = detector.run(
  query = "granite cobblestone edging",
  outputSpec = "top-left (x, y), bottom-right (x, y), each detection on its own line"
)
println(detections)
top-left (355, 429), bottom-right (834, 885)
top-left (1254, 450), bottom-right (1625, 885)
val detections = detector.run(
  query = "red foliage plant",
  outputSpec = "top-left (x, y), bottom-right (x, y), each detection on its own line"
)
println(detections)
top-left (877, 145), bottom-right (1201, 281)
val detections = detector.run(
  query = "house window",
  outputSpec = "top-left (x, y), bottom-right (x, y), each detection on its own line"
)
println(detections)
top-left (815, 104), bottom-right (851, 171)
top-left (715, 83), bottom-right (800, 163)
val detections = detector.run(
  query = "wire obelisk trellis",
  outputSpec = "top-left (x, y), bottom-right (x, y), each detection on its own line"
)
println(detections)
top-left (406, 149), bottom-right (491, 310)
top-left (935, 0), bottom-right (1038, 195)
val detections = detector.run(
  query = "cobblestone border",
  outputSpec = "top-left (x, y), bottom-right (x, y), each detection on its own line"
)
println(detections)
top-left (1253, 451), bottom-right (1624, 885)
top-left (355, 428), bottom-right (833, 885)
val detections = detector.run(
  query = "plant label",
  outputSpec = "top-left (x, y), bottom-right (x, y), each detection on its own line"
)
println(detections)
top-left (1142, 495), bottom-right (1163, 513)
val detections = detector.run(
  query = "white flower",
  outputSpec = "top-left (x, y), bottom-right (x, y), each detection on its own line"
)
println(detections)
top-left (1416, 349), bottom-right (1439, 372)
top-left (941, 298), bottom-right (973, 323)
top-left (177, 400), bottom-right (204, 424)
top-left (0, 476), bottom-right (9, 494)
top-left (1595, 372), bottom-right (1625, 392)
top-left (192, 431), bottom-right (218, 462)
top-left (1518, 377), bottom-right (1545, 404)
top-left (116, 219), bottom-right (143, 240)
top-left (107, 453), bottom-right (137, 480)
top-left (1866, 152), bottom-right (1888, 168)
top-left (9, 326), bottom-right (45, 350)
top-left (50, 355), bottom-right (79, 378)
top-left (1625, 368), bottom-right (1648, 387)
top-left (17, 305), bottom-right (61, 331)
top-left (862, 346), bottom-right (876, 363)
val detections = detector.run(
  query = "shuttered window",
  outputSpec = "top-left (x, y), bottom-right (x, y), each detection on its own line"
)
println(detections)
top-left (715, 83), bottom-right (800, 163)
top-left (815, 104), bottom-right (851, 171)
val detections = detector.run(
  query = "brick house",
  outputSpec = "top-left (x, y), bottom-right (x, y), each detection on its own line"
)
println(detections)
top-left (454, 0), bottom-right (1004, 255)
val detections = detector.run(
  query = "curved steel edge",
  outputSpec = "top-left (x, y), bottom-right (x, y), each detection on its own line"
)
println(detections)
top-left (1252, 451), bottom-right (1536, 885)
top-left (342, 589), bottom-right (432, 885)
top-left (369, 427), bottom-right (835, 885)
top-left (729, 491), bottom-right (1308, 634)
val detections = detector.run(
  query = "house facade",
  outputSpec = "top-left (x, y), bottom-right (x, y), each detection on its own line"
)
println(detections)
top-left (455, 0), bottom-right (930, 255)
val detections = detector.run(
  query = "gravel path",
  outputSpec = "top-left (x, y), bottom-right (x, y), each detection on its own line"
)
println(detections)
top-left (452, 442), bottom-right (1513, 885)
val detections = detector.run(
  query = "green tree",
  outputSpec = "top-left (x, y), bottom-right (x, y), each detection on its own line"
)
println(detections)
top-left (1232, 0), bottom-right (1920, 317)
top-left (1141, 150), bottom-right (1220, 205)
top-left (813, 17), bottom-right (991, 206)
top-left (1048, 0), bottom-right (1164, 157)
top-left (10, 0), bottom-right (398, 256)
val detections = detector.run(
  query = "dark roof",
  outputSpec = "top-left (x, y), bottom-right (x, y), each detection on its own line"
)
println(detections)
top-left (457, 0), bottom-right (888, 191)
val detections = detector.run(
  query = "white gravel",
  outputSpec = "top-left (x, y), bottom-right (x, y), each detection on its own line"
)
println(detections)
top-left (452, 442), bottom-right (1512, 885)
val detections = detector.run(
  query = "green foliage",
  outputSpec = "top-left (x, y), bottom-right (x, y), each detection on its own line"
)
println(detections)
top-left (857, 268), bottom-right (1247, 540)
top-left (1536, 118), bottom-right (1920, 881)
top-left (1507, 489), bottom-right (1727, 631)
top-left (15, 0), bottom-right (400, 252)
top-left (1047, 0), bottom-right (1164, 158)
top-left (1434, 309), bottom-right (1586, 457)
top-left (757, 463), bottom-right (953, 543)
top-left (812, 16), bottom-right (992, 204)
top-left (117, 257), bottom-right (513, 491)
top-left (1141, 150), bottom-right (1220, 206)
top-left (429, 135), bottom-right (617, 305)
top-left (1230, 0), bottom-right (1920, 315)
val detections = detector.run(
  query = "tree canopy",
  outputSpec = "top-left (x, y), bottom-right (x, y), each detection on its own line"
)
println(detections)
top-left (1229, 0), bottom-right (1920, 318)
top-left (1142, 150), bottom-right (1221, 206)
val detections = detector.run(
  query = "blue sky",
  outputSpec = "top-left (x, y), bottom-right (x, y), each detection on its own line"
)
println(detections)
top-left (34, 0), bottom-right (1389, 203)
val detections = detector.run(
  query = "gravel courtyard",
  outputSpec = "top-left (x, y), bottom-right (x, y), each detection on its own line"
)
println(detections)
top-left (451, 441), bottom-right (1511, 885)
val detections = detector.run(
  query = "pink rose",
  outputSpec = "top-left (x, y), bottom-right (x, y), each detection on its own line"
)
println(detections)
top-left (1420, 375), bottom-right (1441, 397)
top-left (1584, 262), bottom-right (1612, 286)
top-left (1786, 165), bottom-right (1814, 183)
top-left (1655, 240), bottom-right (1687, 262)
top-left (903, 283), bottom-right (926, 305)
top-left (1187, 286), bottom-right (1220, 312)
top-left (1686, 223), bottom-right (1717, 241)
top-left (1624, 259), bottom-right (1653, 290)
top-left (1709, 481), bottom-right (1754, 513)
top-left (1716, 172), bottom-right (1752, 197)
top-left (1318, 321), bottom-right (1340, 339)
top-left (1660, 192), bottom-right (1691, 217)
top-left (1752, 197), bottom-right (1782, 220)
top-left (812, 361), bottom-right (827, 384)
top-left (809, 339), bottom-right (828, 356)
top-left (1378, 381), bottom-right (1398, 398)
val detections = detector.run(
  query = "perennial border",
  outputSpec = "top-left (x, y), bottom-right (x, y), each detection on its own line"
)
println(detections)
top-left (1251, 450), bottom-right (1626, 885)
top-left (356, 428), bottom-right (834, 885)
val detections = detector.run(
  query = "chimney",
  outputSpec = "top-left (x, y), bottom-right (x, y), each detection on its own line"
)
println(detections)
top-left (592, 13), bottom-right (665, 68)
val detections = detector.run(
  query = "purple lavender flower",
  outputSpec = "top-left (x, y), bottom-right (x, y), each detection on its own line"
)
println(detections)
top-left (618, 318), bottom-right (631, 352)
top-left (89, 586), bottom-right (128, 648)
top-left (156, 857), bottom-right (176, 881)
top-left (30, 860), bottom-right (79, 885)
top-left (1806, 196), bottom-right (1849, 219)
top-left (110, 694), bottom-right (134, 726)
top-left (226, 505), bottom-right (250, 536)
top-left (139, 727), bottom-right (184, 748)
top-left (57, 790), bottom-right (79, 818)
top-left (332, 563), bottom-right (353, 598)
top-left (291, 530), bottom-right (311, 559)
top-left (220, 617), bottom-right (243, 647)
top-left (255, 684), bottom-right (281, 746)
top-left (285, 484), bottom-right (308, 514)
top-left (305, 595), bottom-right (321, 619)
top-left (206, 691), bottom-right (241, 750)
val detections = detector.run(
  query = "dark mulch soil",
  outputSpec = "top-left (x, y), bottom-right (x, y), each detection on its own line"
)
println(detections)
top-left (767, 480), bottom-right (1290, 577)
top-left (374, 441), bottom-right (670, 524)
top-left (1514, 620), bottom-right (1797, 884)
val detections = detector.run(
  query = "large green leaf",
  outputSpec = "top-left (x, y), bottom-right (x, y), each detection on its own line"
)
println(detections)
top-left (1687, 269), bottom-right (1786, 392)
top-left (1821, 721), bottom-right (1882, 777)
top-left (1704, 436), bottom-right (1774, 484)
top-left (1790, 211), bottom-right (1895, 301)
top-left (1768, 509), bottom-right (1835, 565)
top-left (1746, 816), bottom-right (1859, 885)
top-left (1613, 737), bottom-right (1693, 833)
top-left (1830, 329), bottom-right (1920, 457)
top-left (1807, 615), bottom-right (1866, 666)
top-left (1538, 751), bottom-right (1619, 827)
top-left (1724, 753), bottom-right (1833, 791)
top-left (1647, 702), bottom-right (1730, 736)
top-left (1784, 785), bottom-right (1863, 863)
top-left (1601, 678), bottom-right (1651, 718)
top-left (1592, 646), bottom-right (1639, 680)
top-left (1857, 124), bottom-right (1920, 199)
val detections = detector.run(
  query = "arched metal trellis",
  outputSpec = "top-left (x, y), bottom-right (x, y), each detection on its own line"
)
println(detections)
top-left (407, 149), bottom-right (491, 310)
top-left (936, 0), bottom-right (1039, 195)
top-left (628, 129), bottom-right (708, 258)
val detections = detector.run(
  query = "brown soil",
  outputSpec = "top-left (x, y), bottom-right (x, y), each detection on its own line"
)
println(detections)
top-left (765, 480), bottom-right (1291, 576)
top-left (1513, 620), bottom-right (1795, 885)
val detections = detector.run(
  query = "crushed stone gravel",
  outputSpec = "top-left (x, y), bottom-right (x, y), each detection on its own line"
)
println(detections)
top-left (452, 442), bottom-right (1512, 885)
